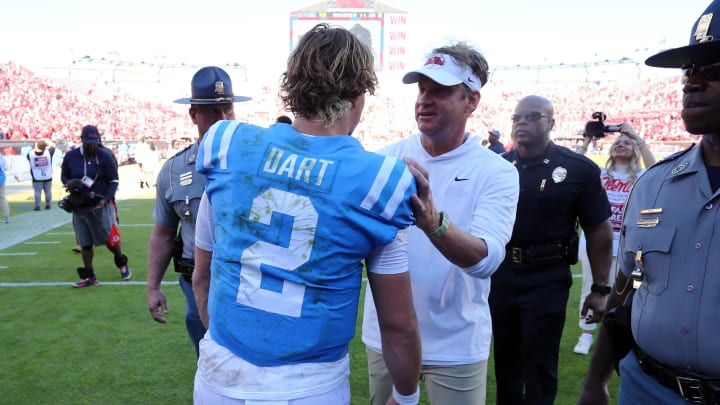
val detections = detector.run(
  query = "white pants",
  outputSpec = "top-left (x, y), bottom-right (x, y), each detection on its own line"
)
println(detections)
top-left (193, 372), bottom-right (350, 405)
top-left (0, 182), bottom-right (9, 218)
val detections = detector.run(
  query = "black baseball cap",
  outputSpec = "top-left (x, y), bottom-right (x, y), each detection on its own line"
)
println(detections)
top-left (81, 125), bottom-right (101, 144)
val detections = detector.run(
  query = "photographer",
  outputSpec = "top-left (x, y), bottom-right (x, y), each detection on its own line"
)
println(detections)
top-left (60, 125), bottom-right (131, 288)
top-left (572, 121), bottom-right (655, 355)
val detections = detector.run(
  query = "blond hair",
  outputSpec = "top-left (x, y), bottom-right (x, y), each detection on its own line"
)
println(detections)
top-left (605, 135), bottom-right (643, 184)
top-left (280, 23), bottom-right (378, 127)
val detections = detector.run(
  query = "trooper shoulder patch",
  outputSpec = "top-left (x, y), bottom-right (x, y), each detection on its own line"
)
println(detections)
top-left (179, 171), bottom-right (193, 186)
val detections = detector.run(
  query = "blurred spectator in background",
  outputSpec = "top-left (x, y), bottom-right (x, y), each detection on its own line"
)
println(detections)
top-left (0, 151), bottom-right (9, 223)
top-left (118, 141), bottom-right (129, 165)
top-left (141, 142), bottom-right (160, 188)
top-left (27, 139), bottom-right (56, 210)
top-left (165, 139), bottom-right (181, 158)
top-left (275, 115), bottom-right (293, 124)
top-left (134, 137), bottom-right (152, 188)
top-left (487, 129), bottom-right (506, 154)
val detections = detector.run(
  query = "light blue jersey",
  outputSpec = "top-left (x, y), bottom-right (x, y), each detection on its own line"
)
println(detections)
top-left (197, 121), bottom-right (416, 366)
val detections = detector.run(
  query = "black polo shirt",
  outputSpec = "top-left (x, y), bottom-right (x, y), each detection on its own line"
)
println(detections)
top-left (504, 142), bottom-right (610, 250)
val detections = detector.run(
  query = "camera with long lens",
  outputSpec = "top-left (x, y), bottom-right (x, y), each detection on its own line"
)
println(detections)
top-left (584, 112), bottom-right (621, 138)
top-left (57, 178), bottom-right (103, 213)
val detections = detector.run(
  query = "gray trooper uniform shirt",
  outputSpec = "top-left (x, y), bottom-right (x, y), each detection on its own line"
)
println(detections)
top-left (619, 143), bottom-right (720, 376)
top-left (153, 143), bottom-right (206, 259)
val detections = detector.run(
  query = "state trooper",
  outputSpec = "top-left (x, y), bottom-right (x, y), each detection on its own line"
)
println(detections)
top-left (580, 1), bottom-right (720, 404)
top-left (146, 66), bottom-right (251, 356)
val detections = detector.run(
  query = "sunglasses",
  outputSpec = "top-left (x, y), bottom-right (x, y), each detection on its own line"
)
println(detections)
top-left (681, 63), bottom-right (720, 84)
top-left (511, 112), bottom-right (551, 122)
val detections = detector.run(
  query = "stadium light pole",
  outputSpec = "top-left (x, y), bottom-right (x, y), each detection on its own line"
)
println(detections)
top-left (112, 62), bottom-right (121, 84)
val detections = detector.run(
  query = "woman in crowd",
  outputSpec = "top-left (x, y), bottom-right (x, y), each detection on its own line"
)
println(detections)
top-left (0, 152), bottom-right (10, 223)
top-left (572, 122), bottom-right (656, 355)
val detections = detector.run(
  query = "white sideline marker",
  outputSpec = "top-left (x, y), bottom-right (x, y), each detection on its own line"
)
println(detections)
top-left (0, 281), bottom-right (175, 287)
top-left (0, 252), bottom-right (38, 256)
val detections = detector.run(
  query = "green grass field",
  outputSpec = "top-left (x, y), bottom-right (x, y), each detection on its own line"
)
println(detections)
top-left (0, 163), bottom-right (618, 405)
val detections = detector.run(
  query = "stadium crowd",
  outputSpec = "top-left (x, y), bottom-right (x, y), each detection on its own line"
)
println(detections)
top-left (1, 60), bottom-right (689, 154)
top-left (0, 61), bottom-right (186, 143)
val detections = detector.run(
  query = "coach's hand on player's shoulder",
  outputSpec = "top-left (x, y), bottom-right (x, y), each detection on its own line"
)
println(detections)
top-left (402, 157), bottom-right (441, 234)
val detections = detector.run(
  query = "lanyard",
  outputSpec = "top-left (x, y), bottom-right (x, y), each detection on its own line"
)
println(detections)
top-left (83, 151), bottom-right (100, 182)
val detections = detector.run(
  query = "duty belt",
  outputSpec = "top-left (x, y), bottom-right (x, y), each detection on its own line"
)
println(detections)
top-left (634, 347), bottom-right (720, 404)
top-left (506, 243), bottom-right (566, 265)
top-left (174, 258), bottom-right (194, 282)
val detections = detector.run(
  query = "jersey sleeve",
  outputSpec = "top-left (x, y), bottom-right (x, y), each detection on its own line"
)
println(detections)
top-left (195, 193), bottom-right (213, 251)
top-left (366, 228), bottom-right (409, 274)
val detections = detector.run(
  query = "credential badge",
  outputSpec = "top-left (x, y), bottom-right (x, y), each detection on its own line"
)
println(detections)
top-left (552, 166), bottom-right (567, 183)
top-left (179, 171), bottom-right (193, 186)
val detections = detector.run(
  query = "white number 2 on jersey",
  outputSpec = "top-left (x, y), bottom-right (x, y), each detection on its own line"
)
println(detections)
top-left (236, 188), bottom-right (318, 317)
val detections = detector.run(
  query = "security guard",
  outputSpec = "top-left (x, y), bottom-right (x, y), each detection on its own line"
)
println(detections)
top-left (489, 95), bottom-right (613, 405)
top-left (580, 2), bottom-right (720, 404)
top-left (146, 66), bottom-right (251, 357)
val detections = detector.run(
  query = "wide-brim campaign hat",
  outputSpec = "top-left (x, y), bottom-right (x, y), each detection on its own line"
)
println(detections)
top-left (646, 1), bottom-right (720, 67)
top-left (174, 66), bottom-right (251, 104)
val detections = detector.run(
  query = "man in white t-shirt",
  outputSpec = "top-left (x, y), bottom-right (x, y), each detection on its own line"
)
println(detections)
top-left (362, 43), bottom-right (520, 405)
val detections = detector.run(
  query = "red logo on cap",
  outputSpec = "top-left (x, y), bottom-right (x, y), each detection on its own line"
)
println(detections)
top-left (425, 55), bottom-right (445, 67)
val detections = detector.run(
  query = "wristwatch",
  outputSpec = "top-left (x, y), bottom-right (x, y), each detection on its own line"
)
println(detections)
top-left (591, 283), bottom-right (611, 296)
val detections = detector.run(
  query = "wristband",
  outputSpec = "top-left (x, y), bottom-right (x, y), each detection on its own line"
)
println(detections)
top-left (426, 211), bottom-right (449, 238)
top-left (392, 386), bottom-right (420, 405)
top-left (636, 141), bottom-right (646, 147)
